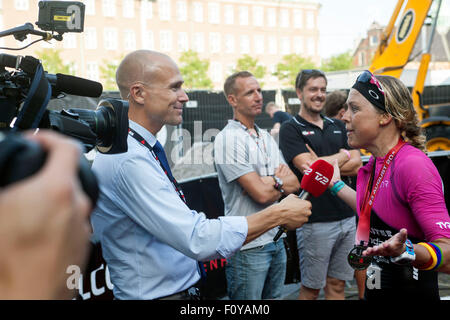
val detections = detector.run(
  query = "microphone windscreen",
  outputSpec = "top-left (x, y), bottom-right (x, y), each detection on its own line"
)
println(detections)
top-left (300, 159), bottom-right (334, 197)
top-left (55, 73), bottom-right (103, 97)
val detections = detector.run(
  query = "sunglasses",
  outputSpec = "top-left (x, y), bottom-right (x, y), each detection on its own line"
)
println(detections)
top-left (296, 69), bottom-right (325, 89)
top-left (301, 69), bottom-right (325, 76)
top-left (356, 70), bottom-right (384, 96)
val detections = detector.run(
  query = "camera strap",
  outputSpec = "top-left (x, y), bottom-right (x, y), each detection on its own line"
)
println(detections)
top-left (13, 56), bottom-right (51, 130)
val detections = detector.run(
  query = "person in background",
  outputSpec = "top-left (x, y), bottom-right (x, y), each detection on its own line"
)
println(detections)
top-left (329, 70), bottom-right (450, 300)
top-left (279, 69), bottom-right (362, 300)
top-left (265, 101), bottom-right (293, 136)
top-left (323, 90), bottom-right (348, 120)
top-left (0, 130), bottom-right (92, 299)
top-left (214, 71), bottom-right (300, 300)
top-left (90, 51), bottom-right (312, 300)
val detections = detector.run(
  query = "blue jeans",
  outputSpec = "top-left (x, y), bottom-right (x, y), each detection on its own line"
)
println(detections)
top-left (225, 241), bottom-right (287, 300)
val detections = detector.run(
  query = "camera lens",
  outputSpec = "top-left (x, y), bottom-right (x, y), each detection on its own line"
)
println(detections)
top-left (68, 99), bottom-right (128, 154)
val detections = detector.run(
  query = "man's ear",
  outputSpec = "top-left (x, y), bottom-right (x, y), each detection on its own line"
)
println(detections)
top-left (296, 88), bottom-right (303, 101)
top-left (227, 94), bottom-right (237, 108)
top-left (129, 84), bottom-right (146, 105)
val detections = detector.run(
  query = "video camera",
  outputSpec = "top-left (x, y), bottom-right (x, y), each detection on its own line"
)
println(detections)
top-left (0, 1), bottom-right (130, 205)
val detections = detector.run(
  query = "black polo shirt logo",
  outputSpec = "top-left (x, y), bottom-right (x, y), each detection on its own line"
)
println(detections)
top-left (302, 130), bottom-right (315, 136)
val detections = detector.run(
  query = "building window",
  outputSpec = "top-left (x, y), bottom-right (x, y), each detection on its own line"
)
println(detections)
top-left (192, 32), bottom-right (204, 52)
top-left (268, 36), bottom-right (277, 55)
top-left (224, 5), bottom-right (234, 25)
top-left (85, 0), bottom-right (95, 15)
top-left (253, 6), bottom-right (264, 27)
top-left (85, 27), bottom-right (97, 49)
top-left (160, 30), bottom-right (172, 51)
top-left (177, 32), bottom-right (188, 52)
top-left (267, 8), bottom-right (276, 27)
top-left (294, 36), bottom-right (304, 54)
top-left (142, 0), bottom-right (153, 19)
top-left (209, 32), bottom-right (221, 53)
top-left (63, 33), bottom-right (77, 49)
top-left (144, 30), bottom-right (154, 49)
top-left (240, 35), bottom-right (250, 54)
top-left (306, 11), bottom-right (315, 29)
top-left (122, 0), bottom-right (134, 18)
top-left (124, 30), bottom-right (136, 50)
top-left (86, 62), bottom-right (99, 82)
top-left (370, 35), bottom-right (378, 46)
top-left (281, 36), bottom-right (290, 54)
top-left (225, 64), bottom-right (235, 76)
top-left (280, 9), bottom-right (289, 28)
top-left (306, 37), bottom-right (315, 56)
top-left (359, 51), bottom-right (366, 66)
top-left (102, 0), bottom-right (116, 17)
top-left (210, 62), bottom-right (222, 83)
top-left (159, 0), bottom-right (171, 21)
top-left (176, 1), bottom-right (187, 21)
top-left (14, 0), bottom-right (28, 10)
top-left (239, 6), bottom-right (248, 26)
top-left (193, 2), bottom-right (203, 22)
top-left (224, 34), bottom-right (235, 53)
top-left (104, 28), bottom-right (118, 50)
top-left (294, 9), bottom-right (303, 29)
top-left (254, 35), bottom-right (264, 54)
top-left (208, 3), bottom-right (220, 24)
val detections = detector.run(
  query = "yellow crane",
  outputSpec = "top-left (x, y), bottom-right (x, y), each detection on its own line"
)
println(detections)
top-left (369, 0), bottom-right (450, 151)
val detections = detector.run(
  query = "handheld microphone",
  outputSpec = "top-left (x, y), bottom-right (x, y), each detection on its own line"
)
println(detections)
top-left (46, 73), bottom-right (103, 98)
top-left (273, 159), bottom-right (334, 242)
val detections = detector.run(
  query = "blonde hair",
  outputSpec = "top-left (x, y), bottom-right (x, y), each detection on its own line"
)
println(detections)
top-left (375, 75), bottom-right (426, 151)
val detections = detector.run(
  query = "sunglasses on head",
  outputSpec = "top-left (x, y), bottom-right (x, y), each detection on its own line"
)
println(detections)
top-left (301, 69), bottom-right (325, 76)
top-left (356, 70), bottom-right (384, 95)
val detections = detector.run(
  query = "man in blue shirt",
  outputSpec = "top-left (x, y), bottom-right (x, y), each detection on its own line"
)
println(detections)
top-left (90, 50), bottom-right (312, 300)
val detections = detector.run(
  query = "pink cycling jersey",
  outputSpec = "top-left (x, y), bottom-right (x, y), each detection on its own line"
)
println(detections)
top-left (356, 143), bottom-right (450, 242)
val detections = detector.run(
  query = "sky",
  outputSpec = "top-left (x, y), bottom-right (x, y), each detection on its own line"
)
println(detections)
top-left (316, 0), bottom-right (399, 59)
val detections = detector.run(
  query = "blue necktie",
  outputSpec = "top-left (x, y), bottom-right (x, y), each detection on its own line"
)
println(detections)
top-left (153, 140), bottom-right (174, 180)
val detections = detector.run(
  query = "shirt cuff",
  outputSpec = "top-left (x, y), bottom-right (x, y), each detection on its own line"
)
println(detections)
top-left (216, 216), bottom-right (248, 258)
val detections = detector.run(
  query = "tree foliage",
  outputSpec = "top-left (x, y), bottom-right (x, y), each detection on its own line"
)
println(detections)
top-left (178, 50), bottom-right (213, 89)
top-left (273, 54), bottom-right (316, 87)
top-left (321, 51), bottom-right (354, 72)
top-left (35, 48), bottom-right (74, 75)
top-left (233, 54), bottom-right (266, 85)
top-left (99, 56), bottom-right (123, 91)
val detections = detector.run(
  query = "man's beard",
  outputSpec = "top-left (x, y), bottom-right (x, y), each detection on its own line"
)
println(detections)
top-left (302, 99), bottom-right (324, 114)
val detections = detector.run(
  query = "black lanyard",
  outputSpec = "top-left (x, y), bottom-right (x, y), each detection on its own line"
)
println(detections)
top-left (233, 119), bottom-right (270, 175)
top-left (128, 128), bottom-right (186, 204)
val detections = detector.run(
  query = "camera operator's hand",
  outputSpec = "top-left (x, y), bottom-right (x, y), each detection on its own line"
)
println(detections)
top-left (0, 130), bottom-right (92, 299)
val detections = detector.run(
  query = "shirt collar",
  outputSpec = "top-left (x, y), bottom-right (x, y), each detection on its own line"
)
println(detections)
top-left (228, 119), bottom-right (262, 133)
top-left (294, 114), bottom-right (333, 127)
top-left (129, 120), bottom-right (158, 148)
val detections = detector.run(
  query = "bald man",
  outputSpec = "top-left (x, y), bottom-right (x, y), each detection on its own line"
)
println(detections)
top-left (90, 50), bottom-right (312, 300)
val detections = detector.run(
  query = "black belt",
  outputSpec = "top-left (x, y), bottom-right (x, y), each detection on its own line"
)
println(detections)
top-left (157, 281), bottom-right (203, 300)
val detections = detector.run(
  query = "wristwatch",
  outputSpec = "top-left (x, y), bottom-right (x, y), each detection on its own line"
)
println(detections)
top-left (272, 175), bottom-right (284, 194)
top-left (390, 239), bottom-right (416, 265)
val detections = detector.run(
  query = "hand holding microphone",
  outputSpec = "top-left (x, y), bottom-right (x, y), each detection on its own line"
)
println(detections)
top-left (273, 159), bottom-right (334, 242)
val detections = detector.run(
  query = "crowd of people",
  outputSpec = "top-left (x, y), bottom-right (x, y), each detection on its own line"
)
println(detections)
top-left (1, 49), bottom-right (449, 301)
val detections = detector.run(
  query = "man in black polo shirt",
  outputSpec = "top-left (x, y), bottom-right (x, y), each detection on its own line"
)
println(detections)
top-left (279, 69), bottom-right (362, 300)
